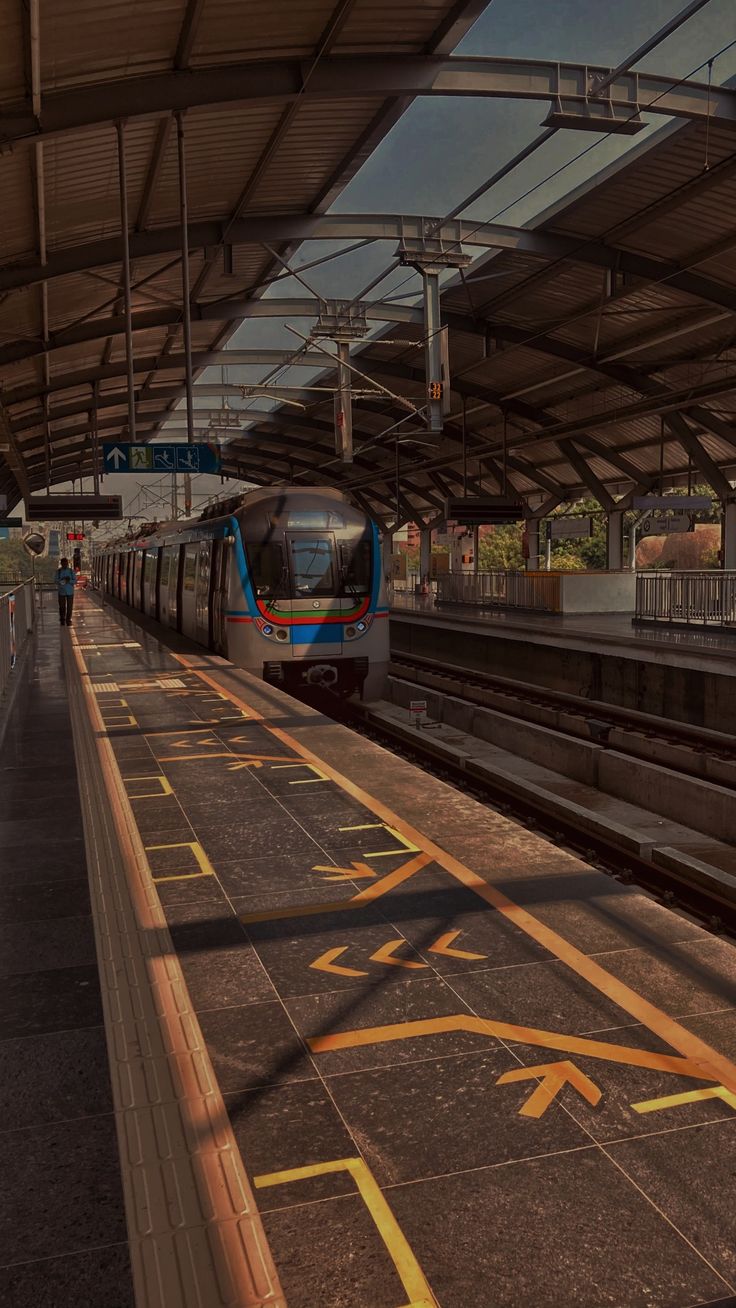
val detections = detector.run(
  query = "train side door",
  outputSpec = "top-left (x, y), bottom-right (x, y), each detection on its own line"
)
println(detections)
top-left (210, 539), bottom-right (230, 655)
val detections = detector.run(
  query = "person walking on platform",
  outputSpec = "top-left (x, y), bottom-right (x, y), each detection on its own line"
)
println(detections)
top-left (56, 556), bottom-right (76, 626)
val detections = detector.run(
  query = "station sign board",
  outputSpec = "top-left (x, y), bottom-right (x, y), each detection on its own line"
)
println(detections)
top-left (633, 495), bottom-right (711, 512)
top-left (444, 496), bottom-right (524, 525)
top-left (639, 514), bottom-right (693, 537)
top-left (548, 517), bottom-right (593, 540)
top-left (26, 495), bottom-right (122, 521)
top-left (103, 443), bottom-right (221, 474)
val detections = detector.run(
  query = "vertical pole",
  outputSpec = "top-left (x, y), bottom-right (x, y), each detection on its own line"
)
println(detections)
top-left (630, 519), bottom-right (638, 571)
top-left (472, 524), bottom-right (479, 575)
top-left (175, 109), bottom-right (193, 515)
top-left (461, 395), bottom-right (467, 496)
top-left (419, 526), bottom-right (431, 583)
top-left (92, 383), bottom-right (100, 494)
top-left (116, 121), bottom-right (136, 443)
top-left (502, 411), bottom-right (508, 496)
top-left (545, 522), bottom-right (552, 570)
top-left (422, 267), bottom-right (443, 435)
top-left (395, 434), bottom-right (400, 525)
top-left (176, 112), bottom-right (194, 448)
top-left (721, 500), bottom-right (736, 570)
top-left (334, 341), bottom-right (353, 462)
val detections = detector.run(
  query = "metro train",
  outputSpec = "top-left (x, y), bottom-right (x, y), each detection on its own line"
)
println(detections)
top-left (92, 487), bottom-right (389, 698)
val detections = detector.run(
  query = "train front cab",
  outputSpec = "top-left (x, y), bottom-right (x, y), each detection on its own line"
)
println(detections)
top-left (236, 502), bottom-right (388, 700)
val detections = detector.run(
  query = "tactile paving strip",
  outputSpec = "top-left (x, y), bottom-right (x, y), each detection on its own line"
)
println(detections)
top-left (64, 635), bottom-right (286, 1308)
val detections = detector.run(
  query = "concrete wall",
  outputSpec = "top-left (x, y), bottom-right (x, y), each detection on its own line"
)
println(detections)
top-left (559, 572), bottom-right (636, 614)
top-left (390, 616), bottom-right (736, 734)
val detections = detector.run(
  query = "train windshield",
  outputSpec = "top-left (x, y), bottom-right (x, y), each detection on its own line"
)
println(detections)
top-left (246, 527), bottom-right (373, 600)
top-left (288, 536), bottom-right (336, 597)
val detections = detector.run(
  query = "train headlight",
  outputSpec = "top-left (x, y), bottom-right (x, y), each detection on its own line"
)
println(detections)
top-left (276, 628), bottom-right (289, 641)
top-left (344, 613), bottom-right (373, 640)
top-left (262, 624), bottom-right (273, 636)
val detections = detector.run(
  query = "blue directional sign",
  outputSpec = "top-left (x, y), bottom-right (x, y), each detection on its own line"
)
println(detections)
top-left (103, 443), bottom-right (221, 475)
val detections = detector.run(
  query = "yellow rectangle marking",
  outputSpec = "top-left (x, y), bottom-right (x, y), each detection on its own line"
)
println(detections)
top-left (146, 840), bottom-right (215, 883)
top-left (254, 1157), bottom-right (437, 1308)
top-left (126, 776), bottom-right (174, 799)
top-left (102, 715), bottom-right (138, 728)
top-left (270, 762), bottom-right (329, 784)
top-left (338, 822), bottom-right (421, 857)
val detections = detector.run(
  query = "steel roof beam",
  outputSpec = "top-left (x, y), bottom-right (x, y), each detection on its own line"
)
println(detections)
top-left (0, 297), bottom-right (422, 368)
top-left (2, 349), bottom-right (335, 407)
top-left (665, 412), bottom-right (734, 498)
top-left (3, 214), bottom-right (736, 315)
top-left (557, 438), bottom-right (616, 512)
top-left (1, 54), bottom-right (734, 149)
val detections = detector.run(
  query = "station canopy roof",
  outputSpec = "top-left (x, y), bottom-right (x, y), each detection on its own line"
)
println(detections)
top-left (1, 0), bottom-right (735, 524)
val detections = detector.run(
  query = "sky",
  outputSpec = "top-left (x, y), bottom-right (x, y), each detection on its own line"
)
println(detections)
top-left (49, 0), bottom-right (736, 526)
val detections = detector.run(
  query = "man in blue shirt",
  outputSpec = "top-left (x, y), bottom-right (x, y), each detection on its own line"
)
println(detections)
top-left (56, 557), bottom-right (76, 626)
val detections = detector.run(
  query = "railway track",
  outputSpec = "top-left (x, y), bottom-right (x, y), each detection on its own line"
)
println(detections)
top-left (323, 656), bottom-right (736, 937)
top-left (387, 651), bottom-right (736, 789)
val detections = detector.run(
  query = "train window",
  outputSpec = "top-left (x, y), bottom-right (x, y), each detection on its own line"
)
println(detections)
top-left (339, 535), bottom-right (372, 596)
top-left (289, 536), bottom-right (335, 596)
top-left (183, 548), bottom-right (197, 591)
top-left (247, 542), bottom-right (285, 598)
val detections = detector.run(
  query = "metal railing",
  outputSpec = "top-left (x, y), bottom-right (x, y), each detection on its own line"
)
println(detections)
top-left (0, 578), bottom-right (35, 699)
top-left (435, 570), bottom-right (562, 613)
top-left (636, 570), bottom-right (736, 628)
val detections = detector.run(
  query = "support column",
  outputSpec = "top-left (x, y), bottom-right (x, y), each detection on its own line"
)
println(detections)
top-left (312, 301), bottom-right (368, 463)
top-left (607, 511), bottom-right (624, 570)
top-left (176, 112), bottom-right (194, 449)
top-left (722, 500), bottom-right (736, 569)
top-left (398, 228), bottom-right (470, 436)
top-left (472, 525), bottom-right (479, 575)
top-left (419, 526), bottom-right (432, 581)
top-left (525, 518), bottom-right (540, 572)
top-left (381, 531), bottom-right (394, 586)
top-left (116, 121), bottom-right (136, 443)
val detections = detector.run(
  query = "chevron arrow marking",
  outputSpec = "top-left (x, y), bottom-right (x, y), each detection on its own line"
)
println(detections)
top-left (312, 861), bottom-right (377, 882)
top-left (310, 948), bottom-right (368, 978)
top-left (496, 1060), bottom-right (602, 1118)
top-left (428, 930), bottom-right (486, 960)
top-left (370, 940), bottom-right (427, 969)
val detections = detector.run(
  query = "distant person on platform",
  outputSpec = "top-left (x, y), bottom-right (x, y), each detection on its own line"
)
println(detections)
top-left (56, 557), bottom-right (76, 626)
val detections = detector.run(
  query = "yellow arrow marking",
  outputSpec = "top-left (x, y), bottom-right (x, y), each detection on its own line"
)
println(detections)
top-left (170, 736), bottom-right (220, 749)
top-left (226, 760), bottom-right (263, 771)
top-left (240, 852), bottom-right (429, 924)
top-left (631, 1085), bottom-right (736, 1115)
top-left (428, 930), bottom-right (486, 961)
top-left (309, 1015), bottom-right (724, 1083)
top-left (312, 861), bottom-right (377, 882)
top-left (496, 1060), bottom-right (602, 1118)
top-left (370, 940), bottom-right (427, 970)
top-left (310, 948), bottom-right (368, 978)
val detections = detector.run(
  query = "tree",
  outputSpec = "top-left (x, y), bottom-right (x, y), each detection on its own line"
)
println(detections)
top-left (478, 523), bottom-right (524, 571)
